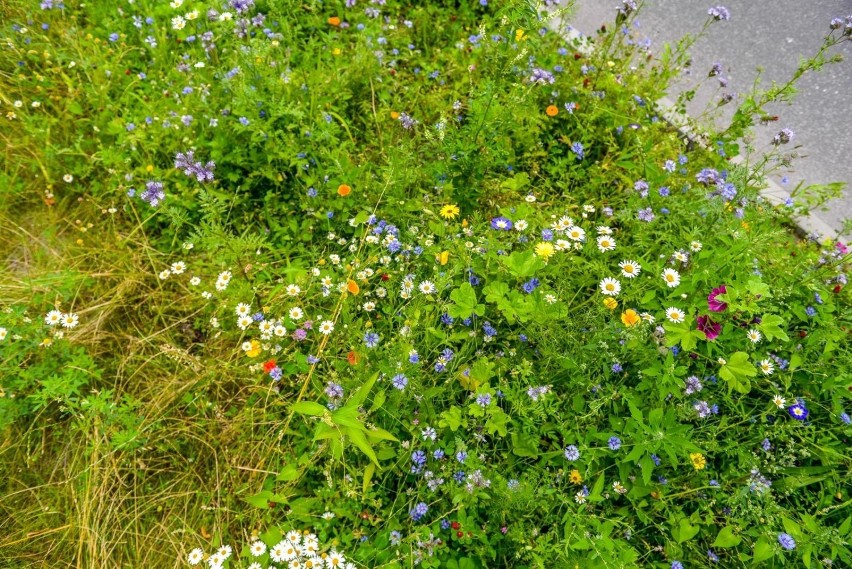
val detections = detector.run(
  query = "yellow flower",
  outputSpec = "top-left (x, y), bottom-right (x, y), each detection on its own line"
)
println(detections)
top-left (689, 452), bottom-right (706, 470)
top-left (603, 297), bottom-right (618, 310)
top-left (534, 241), bottom-right (555, 260)
top-left (436, 251), bottom-right (450, 266)
top-left (246, 340), bottom-right (262, 358)
top-left (569, 469), bottom-right (583, 484)
top-left (440, 204), bottom-right (460, 220)
top-left (515, 29), bottom-right (526, 42)
top-left (620, 309), bottom-right (641, 327)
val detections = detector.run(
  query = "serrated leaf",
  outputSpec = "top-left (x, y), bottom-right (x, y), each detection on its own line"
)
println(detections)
top-left (719, 352), bottom-right (757, 394)
top-left (757, 314), bottom-right (789, 342)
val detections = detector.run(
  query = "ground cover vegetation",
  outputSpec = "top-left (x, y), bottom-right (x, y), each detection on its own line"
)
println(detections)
top-left (1, 0), bottom-right (851, 567)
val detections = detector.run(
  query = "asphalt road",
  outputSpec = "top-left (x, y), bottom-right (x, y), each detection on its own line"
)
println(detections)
top-left (562, 0), bottom-right (852, 237)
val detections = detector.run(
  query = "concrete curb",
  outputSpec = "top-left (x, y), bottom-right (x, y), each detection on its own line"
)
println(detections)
top-left (556, 23), bottom-right (847, 243)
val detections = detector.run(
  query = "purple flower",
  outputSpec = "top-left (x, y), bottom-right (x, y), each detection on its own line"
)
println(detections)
top-left (761, 438), bottom-right (772, 451)
top-left (840, 412), bottom-right (851, 425)
top-left (696, 168), bottom-right (721, 186)
top-left (325, 382), bottom-right (344, 399)
top-left (174, 150), bottom-right (215, 183)
top-left (778, 533), bottom-right (796, 550)
top-left (529, 68), bottom-right (555, 85)
top-left (788, 403), bottom-right (809, 421)
top-left (671, 562), bottom-right (684, 569)
top-left (456, 451), bottom-right (467, 463)
top-left (707, 285), bottom-right (728, 312)
top-left (564, 445), bottom-right (580, 461)
top-left (772, 128), bottom-right (795, 145)
top-left (611, 363), bottom-right (623, 373)
top-left (398, 112), bottom-right (418, 129)
top-left (637, 207), bottom-right (655, 222)
top-left (410, 502), bottom-right (428, 522)
top-left (608, 436), bottom-right (622, 450)
top-left (140, 181), bottom-right (165, 207)
top-left (491, 216), bottom-right (513, 230)
top-left (230, 0), bottom-right (255, 14)
top-left (571, 142), bottom-right (585, 160)
top-left (476, 393), bottom-right (492, 407)
top-left (708, 6), bottom-right (730, 21)
top-left (363, 331), bottom-right (380, 347)
top-left (696, 315), bottom-right (721, 341)
top-left (522, 278), bottom-right (540, 294)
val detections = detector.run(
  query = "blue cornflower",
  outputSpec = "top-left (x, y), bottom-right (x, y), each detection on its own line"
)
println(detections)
top-left (411, 450), bottom-right (427, 466)
top-left (611, 363), bottom-right (623, 373)
top-left (541, 229), bottom-right (554, 241)
top-left (433, 449), bottom-right (445, 460)
top-left (805, 306), bottom-right (816, 317)
top-left (482, 322), bottom-right (497, 337)
top-left (761, 438), bottom-right (772, 451)
top-left (440, 519), bottom-right (451, 530)
top-left (453, 471), bottom-right (465, 483)
top-left (440, 313), bottom-right (455, 326)
top-left (671, 562), bottom-right (684, 569)
top-left (389, 531), bottom-right (401, 545)
top-left (608, 437), bottom-right (622, 450)
top-left (325, 382), bottom-right (344, 399)
top-left (108, 32), bottom-right (119, 42)
top-left (778, 533), bottom-right (796, 550)
top-left (651, 454), bottom-right (661, 466)
top-left (564, 445), bottom-right (580, 461)
top-left (239, 116), bottom-right (250, 126)
top-left (522, 278), bottom-right (540, 294)
top-left (408, 350), bottom-right (420, 364)
top-left (306, 355), bottom-right (319, 364)
top-left (571, 142), bottom-right (584, 160)
top-left (392, 374), bottom-right (408, 390)
top-left (491, 216), bottom-right (513, 230)
top-left (476, 393), bottom-right (492, 407)
top-left (658, 186), bottom-right (670, 197)
top-left (363, 331), bottom-right (380, 348)
top-left (456, 451), bottom-right (467, 463)
top-left (269, 367), bottom-right (282, 381)
top-left (840, 412), bottom-right (851, 425)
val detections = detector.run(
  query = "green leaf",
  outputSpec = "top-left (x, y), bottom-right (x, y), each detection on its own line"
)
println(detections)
top-left (331, 406), bottom-right (363, 429)
top-left (483, 281), bottom-right (509, 303)
top-left (362, 462), bottom-right (376, 494)
top-left (366, 427), bottom-right (398, 442)
top-left (349, 372), bottom-right (379, 407)
top-left (503, 250), bottom-right (542, 278)
top-left (291, 401), bottom-right (327, 416)
top-left (511, 432), bottom-right (539, 458)
top-left (719, 352), bottom-right (757, 394)
top-left (663, 320), bottom-right (705, 351)
top-left (757, 314), bottom-right (789, 342)
top-left (276, 463), bottom-right (299, 482)
top-left (713, 526), bottom-right (742, 548)
top-left (347, 427), bottom-right (379, 466)
top-left (676, 519), bottom-right (700, 543)
top-left (753, 538), bottom-right (775, 563)
top-left (448, 282), bottom-right (484, 319)
top-left (587, 473), bottom-right (606, 503)
top-left (439, 406), bottom-right (466, 431)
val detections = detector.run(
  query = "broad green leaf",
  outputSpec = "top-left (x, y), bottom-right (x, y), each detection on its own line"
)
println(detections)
top-left (757, 314), bottom-right (789, 342)
top-left (347, 427), bottom-right (379, 466)
top-left (503, 250), bottom-right (542, 278)
top-left (676, 519), bottom-right (700, 543)
top-left (752, 538), bottom-right (775, 563)
top-left (349, 372), bottom-right (379, 407)
top-left (291, 401), bottom-right (327, 416)
top-left (587, 473), bottom-right (606, 503)
top-left (448, 282), bottom-right (484, 319)
top-left (719, 352), bottom-right (757, 394)
top-left (331, 405), bottom-right (363, 429)
top-left (439, 406), bottom-right (465, 431)
top-left (713, 526), bottom-right (741, 548)
top-left (511, 432), bottom-right (539, 458)
top-left (366, 427), bottom-right (398, 442)
top-left (483, 280), bottom-right (509, 303)
top-left (362, 462), bottom-right (376, 494)
top-left (276, 463), bottom-right (299, 482)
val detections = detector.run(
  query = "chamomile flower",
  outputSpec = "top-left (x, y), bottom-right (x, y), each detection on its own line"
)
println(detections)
top-left (567, 226), bottom-right (586, 242)
top-left (362, 301), bottom-right (376, 312)
top-left (596, 235), bottom-right (616, 252)
top-left (45, 310), bottom-right (63, 326)
top-left (319, 320), bottom-right (335, 335)
top-left (247, 564), bottom-right (262, 569)
top-left (772, 395), bottom-right (786, 408)
top-left (274, 325), bottom-right (287, 337)
top-left (665, 307), bottom-right (685, 323)
top-left (218, 271), bottom-right (232, 284)
top-left (599, 277), bottom-right (621, 296)
top-left (270, 542), bottom-right (288, 563)
top-left (237, 316), bottom-right (253, 330)
top-left (596, 225), bottom-right (613, 235)
top-left (673, 250), bottom-right (689, 263)
top-left (759, 359), bottom-right (774, 375)
top-left (327, 551), bottom-right (346, 567)
top-left (250, 541), bottom-right (267, 557)
top-left (322, 511), bottom-right (336, 520)
top-left (289, 307), bottom-right (304, 320)
top-left (187, 548), bottom-right (204, 565)
top-left (661, 268), bottom-right (681, 288)
top-left (689, 240), bottom-right (703, 252)
top-left (545, 294), bottom-right (557, 304)
top-left (574, 491), bottom-right (587, 504)
top-left (235, 303), bottom-right (252, 317)
top-left (0, 328), bottom-right (7, 341)
top-left (747, 329), bottom-right (762, 343)
top-left (63, 174), bottom-right (74, 183)
top-left (418, 280), bottom-right (436, 294)
top-left (216, 545), bottom-right (232, 560)
top-left (640, 312), bottom-right (655, 323)
top-left (259, 321), bottom-right (274, 335)
top-left (159, 269), bottom-right (171, 280)
top-left (515, 219), bottom-right (528, 231)
top-left (170, 261), bottom-right (186, 274)
top-left (207, 552), bottom-right (225, 568)
top-left (618, 260), bottom-right (641, 278)
top-left (171, 15), bottom-right (186, 29)
top-left (286, 284), bottom-right (301, 296)
top-left (189, 276), bottom-right (201, 286)
top-left (61, 313), bottom-right (79, 328)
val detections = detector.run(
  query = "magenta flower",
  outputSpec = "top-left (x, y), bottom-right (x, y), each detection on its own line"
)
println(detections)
top-left (708, 285), bottom-right (728, 312)
top-left (697, 315), bottom-right (722, 341)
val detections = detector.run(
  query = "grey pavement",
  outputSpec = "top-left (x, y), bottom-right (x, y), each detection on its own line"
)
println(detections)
top-left (561, 0), bottom-right (852, 238)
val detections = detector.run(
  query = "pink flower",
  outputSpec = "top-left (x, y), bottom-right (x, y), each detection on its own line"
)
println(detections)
top-left (708, 285), bottom-right (728, 312)
top-left (697, 315), bottom-right (721, 341)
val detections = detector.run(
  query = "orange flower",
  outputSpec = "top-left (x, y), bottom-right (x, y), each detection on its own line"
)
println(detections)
top-left (337, 184), bottom-right (351, 197)
top-left (545, 105), bottom-right (559, 117)
top-left (328, 16), bottom-right (341, 26)
top-left (347, 351), bottom-right (360, 365)
top-left (621, 309), bottom-right (641, 327)
top-left (390, 111), bottom-right (400, 120)
top-left (346, 279), bottom-right (360, 294)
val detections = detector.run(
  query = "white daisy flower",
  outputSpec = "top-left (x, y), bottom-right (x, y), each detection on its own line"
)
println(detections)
top-left (207, 552), bottom-right (225, 568)
top-left (567, 226), bottom-right (586, 242)
top-left (259, 321), bottom-right (274, 335)
top-left (641, 312), bottom-right (655, 323)
top-left (618, 260), bottom-right (641, 278)
top-left (326, 551), bottom-right (346, 567)
top-left (319, 320), bottom-right (335, 335)
top-left (171, 15), bottom-right (186, 30)
top-left (574, 491), bottom-right (586, 504)
top-left (237, 316), bottom-right (253, 330)
top-left (288, 560), bottom-right (302, 569)
top-left (45, 310), bottom-right (63, 326)
top-left (250, 541), bottom-right (266, 557)
top-left (216, 545), bottom-right (232, 560)
top-left (665, 307), bottom-right (685, 323)
top-left (281, 543), bottom-right (300, 561)
top-left (661, 268), bottom-right (681, 288)
top-left (689, 240), bottom-right (703, 252)
top-left (63, 174), bottom-right (74, 183)
top-left (202, 291), bottom-right (213, 299)
top-left (286, 284), bottom-right (301, 296)
top-left (759, 359), bottom-right (774, 375)
top-left (247, 563), bottom-right (263, 569)
top-left (363, 302), bottom-right (376, 312)
top-left (187, 548), bottom-right (204, 566)
top-left (599, 277), bottom-right (621, 296)
top-left (596, 235), bottom-right (616, 252)
top-left (170, 261), bottom-right (186, 274)
top-left (235, 303), bottom-right (252, 317)
top-left (322, 511), bottom-right (336, 520)
top-left (596, 225), bottom-right (612, 235)
top-left (274, 325), bottom-right (287, 337)
top-left (185, 9), bottom-right (199, 20)
top-left (159, 269), bottom-right (171, 280)
top-left (218, 271), bottom-right (232, 284)
top-left (189, 276), bottom-right (201, 286)
top-left (0, 328), bottom-right (7, 341)
top-left (545, 294), bottom-right (557, 304)
top-left (746, 329), bottom-right (762, 343)
top-left (514, 220), bottom-right (528, 231)
top-left (61, 313), bottom-right (79, 328)
top-left (673, 250), bottom-right (689, 263)
top-left (241, 341), bottom-right (253, 352)
top-left (772, 395), bottom-right (786, 408)
top-left (418, 280), bottom-right (436, 294)
top-left (215, 280), bottom-right (228, 291)
top-left (270, 542), bottom-right (287, 563)
top-left (289, 307), bottom-right (304, 320)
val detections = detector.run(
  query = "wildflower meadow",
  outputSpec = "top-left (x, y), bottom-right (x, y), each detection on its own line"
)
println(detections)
top-left (1, 1), bottom-right (851, 567)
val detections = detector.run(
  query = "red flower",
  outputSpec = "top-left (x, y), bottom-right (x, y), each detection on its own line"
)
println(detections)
top-left (263, 359), bottom-right (277, 373)
top-left (697, 315), bottom-right (722, 341)
top-left (707, 285), bottom-right (728, 312)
